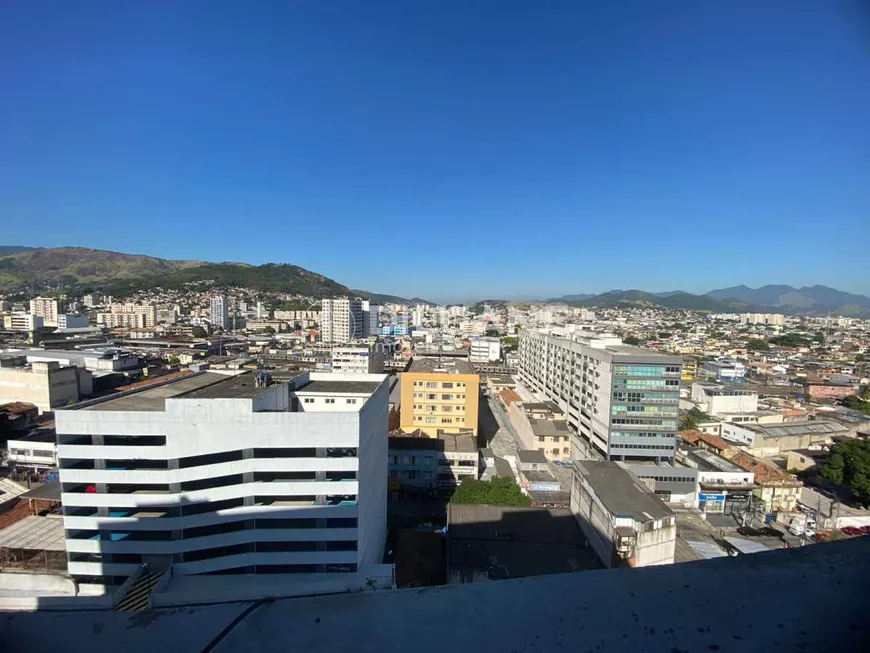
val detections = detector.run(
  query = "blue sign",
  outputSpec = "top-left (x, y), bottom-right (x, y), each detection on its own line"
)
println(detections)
top-left (699, 493), bottom-right (725, 502)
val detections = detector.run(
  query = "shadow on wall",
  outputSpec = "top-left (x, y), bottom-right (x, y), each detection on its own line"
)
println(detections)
top-left (444, 506), bottom-right (602, 584)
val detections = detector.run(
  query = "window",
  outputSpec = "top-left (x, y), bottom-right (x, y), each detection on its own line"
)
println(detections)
top-left (325, 398), bottom-right (336, 404)
top-left (303, 398), bottom-right (314, 404)
top-left (426, 382), bottom-right (437, 389)
top-left (427, 394), bottom-right (437, 400)
top-left (346, 398), bottom-right (357, 404)
top-left (425, 417), bottom-right (437, 424)
top-left (442, 418), bottom-right (453, 424)
top-left (563, 448), bottom-right (570, 454)
top-left (441, 394), bottom-right (453, 400)
top-left (442, 405), bottom-right (452, 412)
top-left (552, 449), bottom-right (560, 455)
top-left (441, 382), bottom-right (454, 389)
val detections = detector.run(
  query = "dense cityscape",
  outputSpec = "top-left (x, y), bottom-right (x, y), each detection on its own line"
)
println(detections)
top-left (0, 260), bottom-right (868, 619)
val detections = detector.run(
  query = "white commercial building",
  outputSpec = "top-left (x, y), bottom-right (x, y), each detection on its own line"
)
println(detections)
top-left (518, 329), bottom-right (682, 464)
top-left (0, 357), bottom-right (93, 413)
top-left (6, 432), bottom-right (58, 469)
top-left (55, 370), bottom-right (389, 593)
top-left (739, 313), bottom-right (784, 326)
top-left (469, 337), bottom-right (501, 363)
top-left (571, 461), bottom-right (676, 568)
top-left (3, 313), bottom-right (44, 331)
top-left (209, 294), bottom-right (229, 330)
top-left (690, 383), bottom-right (758, 415)
top-left (30, 297), bottom-right (61, 327)
top-left (321, 298), bottom-right (364, 343)
top-left (331, 344), bottom-right (385, 374)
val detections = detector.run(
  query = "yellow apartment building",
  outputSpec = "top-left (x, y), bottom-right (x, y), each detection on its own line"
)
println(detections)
top-left (400, 356), bottom-right (479, 437)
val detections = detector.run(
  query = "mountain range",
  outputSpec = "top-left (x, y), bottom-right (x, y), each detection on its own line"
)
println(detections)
top-left (0, 246), bottom-right (429, 304)
top-left (547, 285), bottom-right (870, 317)
top-left (0, 246), bottom-right (867, 316)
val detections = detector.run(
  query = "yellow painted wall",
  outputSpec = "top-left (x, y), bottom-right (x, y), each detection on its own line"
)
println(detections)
top-left (399, 372), bottom-right (479, 436)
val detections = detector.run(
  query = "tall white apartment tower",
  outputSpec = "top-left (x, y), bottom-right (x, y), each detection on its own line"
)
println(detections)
top-left (321, 298), bottom-right (364, 343)
top-left (55, 371), bottom-right (389, 594)
top-left (30, 297), bottom-right (61, 327)
top-left (209, 293), bottom-right (229, 330)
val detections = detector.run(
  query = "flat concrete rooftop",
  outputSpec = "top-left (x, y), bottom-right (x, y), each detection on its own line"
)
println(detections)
top-left (408, 357), bottom-right (475, 375)
top-left (576, 460), bottom-right (674, 522)
top-left (296, 379), bottom-right (381, 395)
top-left (80, 373), bottom-right (227, 411)
top-left (0, 538), bottom-right (868, 651)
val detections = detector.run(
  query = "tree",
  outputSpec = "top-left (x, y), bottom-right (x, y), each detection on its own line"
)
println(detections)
top-left (263, 326), bottom-right (276, 335)
top-left (819, 439), bottom-right (870, 507)
top-left (623, 335), bottom-right (641, 346)
top-left (449, 478), bottom-right (531, 507)
top-left (769, 333), bottom-right (811, 348)
top-left (679, 407), bottom-right (711, 432)
top-left (502, 336), bottom-right (518, 347)
top-left (485, 328), bottom-right (500, 337)
top-left (746, 339), bottom-right (770, 352)
top-left (840, 395), bottom-right (870, 415)
top-left (856, 354), bottom-right (865, 362)
top-left (191, 326), bottom-right (208, 338)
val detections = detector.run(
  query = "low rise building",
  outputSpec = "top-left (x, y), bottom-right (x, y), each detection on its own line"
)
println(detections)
top-left (436, 432), bottom-right (478, 488)
top-left (721, 419), bottom-right (848, 457)
top-left (388, 436), bottom-right (438, 493)
top-left (0, 357), bottom-right (92, 413)
top-left (702, 361), bottom-right (746, 382)
top-left (571, 461), bottom-right (676, 568)
top-left (508, 400), bottom-right (571, 463)
top-left (722, 450), bottom-right (802, 513)
top-left (691, 383), bottom-right (758, 414)
top-left (469, 337), bottom-right (501, 363)
top-left (6, 427), bottom-right (57, 469)
top-left (331, 343), bottom-right (385, 374)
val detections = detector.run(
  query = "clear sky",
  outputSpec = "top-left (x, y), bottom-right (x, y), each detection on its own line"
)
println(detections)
top-left (1, 1), bottom-right (868, 303)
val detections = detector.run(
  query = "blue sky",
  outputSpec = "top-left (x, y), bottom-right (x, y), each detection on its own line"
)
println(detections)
top-left (1, 1), bottom-right (868, 303)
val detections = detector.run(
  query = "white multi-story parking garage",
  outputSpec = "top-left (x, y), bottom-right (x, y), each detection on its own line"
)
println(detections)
top-left (55, 370), bottom-right (389, 592)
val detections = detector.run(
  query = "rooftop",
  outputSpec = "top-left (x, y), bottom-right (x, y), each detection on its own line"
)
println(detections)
top-left (741, 419), bottom-right (848, 438)
top-left (437, 432), bottom-right (477, 454)
top-left (517, 449), bottom-right (548, 464)
top-left (528, 418), bottom-right (570, 437)
top-left (407, 356), bottom-right (476, 375)
top-left (296, 379), bottom-right (382, 395)
top-left (575, 460), bottom-right (674, 522)
top-left (78, 372), bottom-right (230, 411)
top-left (1, 539), bottom-right (868, 651)
top-left (0, 515), bottom-right (65, 552)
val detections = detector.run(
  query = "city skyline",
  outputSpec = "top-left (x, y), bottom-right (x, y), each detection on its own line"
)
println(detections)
top-left (1, 2), bottom-right (868, 299)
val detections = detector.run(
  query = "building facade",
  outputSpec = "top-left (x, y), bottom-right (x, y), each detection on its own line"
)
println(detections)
top-left (57, 314), bottom-right (89, 329)
top-left (518, 329), bottom-right (682, 464)
top-left (469, 337), bottom-right (501, 363)
top-left (571, 461), bottom-right (676, 568)
top-left (55, 371), bottom-right (389, 589)
top-left (209, 295), bottom-right (229, 330)
top-left (3, 313), bottom-right (44, 331)
top-left (331, 344), bottom-right (385, 374)
top-left (321, 298), bottom-right (365, 344)
top-left (399, 357), bottom-right (479, 437)
top-left (30, 297), bottom-right (61, 327)
top-left (0, 358), bottom-right (92, 413)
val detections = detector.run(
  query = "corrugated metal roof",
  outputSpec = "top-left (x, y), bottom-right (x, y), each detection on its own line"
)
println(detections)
top-left (0, 515), bottom-right (66, 551)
